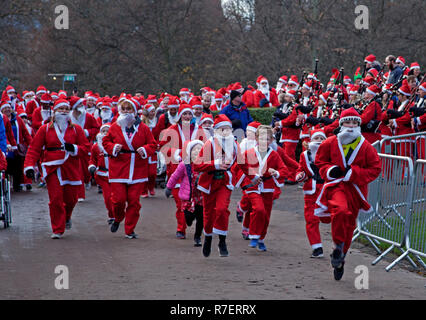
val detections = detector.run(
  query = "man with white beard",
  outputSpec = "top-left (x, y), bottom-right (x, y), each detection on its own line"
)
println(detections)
top-left (254, 76), bottom-right (279, 108)
top-left (152, 96), bottom-right (180, 141)
top-left (69, 96), bottom-right (100, 200)
top-left (194, 114), bottom-right (241, 258)
top-left (275, 75), bottom-right (288, 95)
top-left (24, 98), bottom-right (90, 239)
top-left (102, 99), bottom-right (157, 239)
top-left (98, 102), bottom-right (115, 125)
top-left (314, 107), bottom-right (381, 281)
top-left (31, 93), bottom-right (53, 133)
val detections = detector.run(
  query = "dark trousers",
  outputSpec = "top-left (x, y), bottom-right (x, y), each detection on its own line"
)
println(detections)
top-left (6, 155), bottom-right (24, 192)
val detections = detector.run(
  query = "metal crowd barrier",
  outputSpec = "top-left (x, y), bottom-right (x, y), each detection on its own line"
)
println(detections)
top-left (353, 131), bottom-right (426, 271)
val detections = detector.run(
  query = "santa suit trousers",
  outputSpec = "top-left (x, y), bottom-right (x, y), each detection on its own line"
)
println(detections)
top-left (202, 179), bottom-right (232, 236)
top-left (239, 192), bottom-right (252, 231)
top-left (283, 142), bottom-right (298, 179)
top-left (95, 175), bottom-right (113, 219)
top-left (327, 187), bottom-right (358, 254)
top-left (304, 192), bottom-right (331, 248)
top-left (247, 192), bottom-right (274, 240)
top-left (45, 171), bottom-right (79, 234)
top-left (172, 188), bottom-right (186, 234)
top-left (110, 182), bottom-right (144, 235)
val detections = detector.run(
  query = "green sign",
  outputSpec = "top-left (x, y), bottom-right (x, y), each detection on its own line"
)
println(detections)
top-left (64, 75), bottom-right (75, 82)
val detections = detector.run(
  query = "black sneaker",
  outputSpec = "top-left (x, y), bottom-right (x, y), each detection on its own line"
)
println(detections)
top-left (236, 208), bottom-right (244, 223)
top-left (26, 184), bottom-right (32, 191)
top-left (184, 210), bottom-right (195, 227)
top-left (110, 221), bottom-right (120, 233)
top-left (203, 236), bottom-right (212, 257)
top-left (330, 247), bottom-right (344, 268)
top-left (218, 241), bottom-right (229, 257)
top-left (194, 237), bottom-right (202, 247)
top-left (107, 218), bottom-right (115, 225)
top-left (125, 232), bottom-right (138, 239)
top-left (311, 247), bottom-right (324, 258)
top-left (334, 261), bottom-right (345, 281)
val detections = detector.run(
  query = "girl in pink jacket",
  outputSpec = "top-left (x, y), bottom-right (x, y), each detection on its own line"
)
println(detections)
top-left (166, 140), bottom-right (204, 246)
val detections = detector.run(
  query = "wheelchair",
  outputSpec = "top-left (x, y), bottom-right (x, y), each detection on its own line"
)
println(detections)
top-left (0, 171), bottom-right (12, 229)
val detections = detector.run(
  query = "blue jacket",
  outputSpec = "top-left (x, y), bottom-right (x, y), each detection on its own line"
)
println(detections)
top-left (220, 102), bottom-right (253, 132)
top-left (0, 116), bottom-right (7, 153)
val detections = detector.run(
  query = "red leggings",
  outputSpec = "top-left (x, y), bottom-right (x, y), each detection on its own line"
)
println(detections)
top-left (172, 188), bottom-right (186, 234)
top-left (95, 175), bottom-right (113, 219)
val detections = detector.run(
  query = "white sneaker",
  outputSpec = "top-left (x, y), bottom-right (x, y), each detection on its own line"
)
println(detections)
top-left (85, 183), bottom-right (91, 190)
top-left (51, 233), bottom-right (62, 239)
top-left (78, 198), bottom-right (85, 202)
top-left (125, 232), bottom-right (138, 239)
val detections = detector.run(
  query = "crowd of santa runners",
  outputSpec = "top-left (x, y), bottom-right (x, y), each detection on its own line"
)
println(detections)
top-left (1, 52), bottom-right (424, 280)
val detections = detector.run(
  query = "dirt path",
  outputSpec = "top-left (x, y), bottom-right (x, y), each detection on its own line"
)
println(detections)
top-left (0, 184), bottom-right (424, 299)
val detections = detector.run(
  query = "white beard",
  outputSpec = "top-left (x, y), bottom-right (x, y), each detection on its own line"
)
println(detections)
top-left (55, 113), bottom-right (70, 132)
top-left (41, 110), bottom-right (51, 121)
top-left (100, 110), bottom-right (112, 122)
top-left (213, 132), bottom-right (235, 164)
top-left (96, 134), bottom-right (106, 153)
top-left (168, 111), bottom-right (179, 125)
top-left (117, 113), bottom-right (135, 128)
top-left (147, 117), bottom-right (157, 129)
top-left (338, 126), bottom-right (361, 145)
top-left (71, 110), bottom-right (86, 128)
top-left (260, 85), bottom-right (270, 96)
top-left (240, 138), bottom-right (257, 153)
top-left (86, 107), bottom-right (95, 115)
top-left (308, 142), bottom-right (321, 161)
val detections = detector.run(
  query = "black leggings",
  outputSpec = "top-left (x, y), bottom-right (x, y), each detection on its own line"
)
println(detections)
top-left (193, 204), bottom-right (204, 239)
top-left (6, 155), bottom-right (24, 192)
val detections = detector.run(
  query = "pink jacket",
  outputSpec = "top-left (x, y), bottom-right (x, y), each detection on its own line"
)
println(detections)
top-left (166, 161), bottom-right (191, 201)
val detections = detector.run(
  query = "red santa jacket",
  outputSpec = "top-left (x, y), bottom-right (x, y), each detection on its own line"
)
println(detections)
top-left (25, 99), bottom-right (40, 121)
top-left (279, 107), bottom-right (303, 142)
top-left (3, 114), bottom-right (17, 149)
top-left (24, 123), bottom-right (90, 185)
top-left (70, 111), bottom-right (100, 143)
top-left (31, 107), bottom-right (53, 134)
top-left (314, 135), bottom-right (381, 217)
top-left (153, 112), bottom-right (176, 141)
top-left (89, 143), bottom-right (109, 177)
top-left (10, 115), bottom-right (32, 147)
top-left (0, 150), bottom-right (6, 171)
top-left (253, 90), bottom-right (279, 108)
top-left (296, 150), bottom-right (323, 195)
top-left (276, 144), bottom-right (298, 181)
top-left (194, 136), bottom-right (241, 194)
top-left (102, 122), bottom-right (156, 184)
top-left (242, 90), bottom-right (255, 108)
top-left (360, 100), bottom-right (382, 144)
top-left (235, 146), bottom-right (286, 194)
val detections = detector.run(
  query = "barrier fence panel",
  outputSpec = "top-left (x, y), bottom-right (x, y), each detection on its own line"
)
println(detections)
top-left (380, 132), bottom-right (426, 162)
top-left (355, 153), bottom-right (417, 270)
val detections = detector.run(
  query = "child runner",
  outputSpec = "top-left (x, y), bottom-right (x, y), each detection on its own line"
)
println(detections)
top-left (165, 140), bottom-right (204, 247)
top-left (295, 129), bottom-right (330, 258)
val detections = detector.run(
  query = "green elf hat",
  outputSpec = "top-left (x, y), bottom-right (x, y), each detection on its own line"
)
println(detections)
top-left (354, 66), bottom-right (362, 82)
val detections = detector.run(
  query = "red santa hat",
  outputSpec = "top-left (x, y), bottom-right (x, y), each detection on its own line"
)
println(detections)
top-left (343, 76), bottom-right (351, 84)
top-left (200, 113), bottom-right (214, 125)
top-left (190, 96), bottom-right (203, 109)
top-left (50, 92), bottom-right (59, 100)
top-left (319, 92), bottom-right (330, 104)
top-left (288, 75), bottom-right (299, 86)
top-left (303, 80), bottom-right (313, 90)
top-left (53, 98), bottom-right (70, 111)
top-left (364, 54), bottom-right (376, 64)
top-left (420, 82), bottom-right (426, 92)
top-left (69, 96), bottom-right (85, 109)
top-left (182, 140), bottom-right (204, 162)
top-left (410, 62), bottom-right (420, 70)
top-left (278, 75), bottom-right (288, 84)
top-left (179, 88), bottom-right (190, 95)
top-left (0, 91), bottom-right (11, 111)
top-left (366, 84), bottom-right (380, 97)
top-left (339, 107), bottom-right (361, 126)
top-left (17, 109), bottom-right (28, 118)
top-left (22, 91), bottom-right (32, 99)
top-left (383, 83), bottom-right (393, 94)
top-left (398, 83), bottom-right (411, 96)
top-left (286, 90), bottom-right (297, 98)
top-left (396, 56), bottom-right (405, 66)
top-left (6, 85), bottom-right (15, 94)
top-left (362, 76), bottom-right (375, 86)
top-left (310, 129), bottom-right (326, 140)
top-left (96, 97), bottom-right (104, 107)
top-left (36, 85), bottom-right (47, 95)
top-left (100, 122), bottom-right (111, 132)
top-left (215, 92), bottom-right (224, 101)
top-left (246, 121), bottom-right (261, 133)
top-left (58, 90), bottom-right (67, 98)
top-left (256, 76), bottom-right (268, 85)
top-left (145, 104), bottom-right (155, 113)
top-left (368, 68), bottom-right (379, 79)
top-left (147, 95), bottom-right (157, 103)
top-left (177, 103), bottom-right (193, 119)
top-left (349, 85), bottom-right (359, 95)
top-left (307, 73), bottom-right (318, 81)
top-left (167, 96), bottom-right (180, 109)
top-left (40, 93), bottom-right (53, 104)
top-left (213, 114), bottom-right (232, 129)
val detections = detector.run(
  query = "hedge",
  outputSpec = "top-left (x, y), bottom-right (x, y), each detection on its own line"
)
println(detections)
top-left (212, 107), bottom-right (275, 126)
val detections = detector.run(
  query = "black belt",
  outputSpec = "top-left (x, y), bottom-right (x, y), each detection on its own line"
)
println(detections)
top-left (242, 176), bottom-right (273, 190)
top-left (98, 167), bottom-right (108, 171)
top-left (46, 147), bottom-right (65, 151)
top-left (208, 169), bottom-right (229, 180)
top-left (119, 149), bottom-right (137, 154)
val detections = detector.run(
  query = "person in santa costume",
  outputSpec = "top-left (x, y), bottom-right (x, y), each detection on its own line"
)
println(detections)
top-left (24, 99), bottom-right (90, 239)
top-left (295, 129), bottom-right (330, 258)
top-left (31, 93), bottom-right (53, 133)
top-left (194, 114), bottom-right (241, 257)
top-left (89, 123), bottom-right (114, 224)
top-left (18, 110), bottom-right (35, 190)
top-left (234, 125), bottom-right (286, 251)
top-left (152, 96), bottom-right (180, 140)
top-left (314, 107), bottom-right (381, 280)
top-left (194, 113), bottom-right (214, 143)
top-left (360, 84), bottom-right (383, 144)
top-left (140, 103), bottom-right (158, 197)
top-left (25, 85), bottom-right (47, 122)
top-left (190, 97), bottom-right (204, 125)
top-left (97, 100), bottom-right (115, 126)
top-left (159, 103), bottom-right (199, 239)
top-left (253, 76), bottom-right (279, 108)
top-left (102, 99), bottom-right (156, 239)
top-left (69, 96), bottom-right (100, 201)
